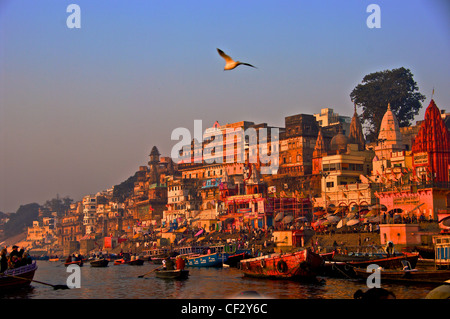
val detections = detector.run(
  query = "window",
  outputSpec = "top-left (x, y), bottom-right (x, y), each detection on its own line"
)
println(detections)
top-left (326, 182), bottom-right (334, 188)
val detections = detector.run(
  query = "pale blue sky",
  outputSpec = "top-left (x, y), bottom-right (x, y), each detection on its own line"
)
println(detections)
top-left (1, 0), bottom-right (449, 212)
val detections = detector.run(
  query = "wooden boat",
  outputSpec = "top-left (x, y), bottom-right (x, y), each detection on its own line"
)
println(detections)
top-left (349, 252), bottom-right (419, 269)
top-left (354, 266), bottom-right (450, 284)
top-left (155, 269), bottom-right (189, 280)
top-left (186, 252), bottom-right (225, 267)
top-left (114, 258), bottom-right (144, 265)
top-left (90, 259), bottom-right (109, 267)
top-left (225, 252), bottom-right (252, 267)
top-left (239, 249), bottom-right (323, 280)
top-left (0, 261), bottom-right (38, 291)
top-left (319, 252), bottom-right (420, 277)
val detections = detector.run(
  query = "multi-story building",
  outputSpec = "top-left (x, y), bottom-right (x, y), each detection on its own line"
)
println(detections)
top-left (314, 108), bottom-right (351, 136)
top-left (82, 195), bottom-right (97, 234)
top-left (56, 202), bottom-right (84, 248)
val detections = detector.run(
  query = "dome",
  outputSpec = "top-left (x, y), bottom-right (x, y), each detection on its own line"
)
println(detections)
top-left (330, 127), bottom-right (349, 152)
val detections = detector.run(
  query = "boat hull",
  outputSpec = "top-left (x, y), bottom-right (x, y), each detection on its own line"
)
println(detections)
top-left (239, 249), bottom-right (323, 280)
top-left (114, 259), bottom-right (145, 265)
top-left (187, 252), bottom-right (224, 267)
top-left (354, 267), bottom-right (450, 284)
top-left (90, 259), bottom-right (109, 267)
top-left (155, 269), bottom-right (189, 280)
top-left (0, 262), bottom-right (37, 291)
top-left (320, 252), bottom-right (420, 277)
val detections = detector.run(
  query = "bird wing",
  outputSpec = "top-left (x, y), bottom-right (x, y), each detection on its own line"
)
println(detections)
top-left (239, 62), bottom-right (256, 68)
top-left (217, 48), bottom-right (234, 63)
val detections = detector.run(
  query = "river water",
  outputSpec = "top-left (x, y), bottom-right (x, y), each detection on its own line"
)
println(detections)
top-left (1, 260), bottom-right (437, 300)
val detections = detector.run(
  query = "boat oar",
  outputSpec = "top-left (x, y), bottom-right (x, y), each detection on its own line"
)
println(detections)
top-left (138, 266), bottom-right (162, 278)
top-left (1, 273), bottom-right (70, 290)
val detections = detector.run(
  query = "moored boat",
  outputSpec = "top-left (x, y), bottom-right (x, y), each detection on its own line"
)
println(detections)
top-left (319, 251), bottom-right (420, 277)
top-left (239, 249), bottom-right (323, 280)
top-left (354, 266), bottom-right (450, 284)
top-left (114, 258), bottom-right (144, 265)
top-left (90, 259), bottom-right (109, 267)
top-left (0, 261), bottom-right (38, 291)
top-left (225, 252), bottom-right (252, 267)
top-left (186, 252), bottom-right (225, 267)
top-left (155, 269), bottom-right (189, 280)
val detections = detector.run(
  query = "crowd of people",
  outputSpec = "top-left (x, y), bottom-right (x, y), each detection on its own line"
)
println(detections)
top-left (0, 245), bottom-right (33, 273)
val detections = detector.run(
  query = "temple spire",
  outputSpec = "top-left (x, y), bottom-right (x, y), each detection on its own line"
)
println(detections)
top-left (349, 105), bottom-right (365, 151)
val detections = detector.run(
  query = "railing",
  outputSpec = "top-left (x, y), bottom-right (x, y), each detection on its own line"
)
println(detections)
top-left (1, 261), bottom-right (37, 277)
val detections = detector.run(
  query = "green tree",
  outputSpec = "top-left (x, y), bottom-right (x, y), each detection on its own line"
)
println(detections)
top-left (350, 67), bottom-right (426, 142)
top-left (3, 203), bottom-right (40, 238)
top-left (43, 195), bottom-right (73, 217)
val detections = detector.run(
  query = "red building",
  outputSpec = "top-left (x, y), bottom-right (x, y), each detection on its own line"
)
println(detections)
top-left (412, 99), bottom-right (450, 184)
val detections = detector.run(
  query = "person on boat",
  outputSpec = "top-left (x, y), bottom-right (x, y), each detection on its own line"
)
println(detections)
top-left (176, 256), bottom-right (185, 270)
top-left (165, 257), bottom-right (175, 270)
top-left (0, 248), bottom-right (8, 273)
top-left (385, 241), bottom-right (395, 257)
top-left (9, 246), bottom-right (23, 259)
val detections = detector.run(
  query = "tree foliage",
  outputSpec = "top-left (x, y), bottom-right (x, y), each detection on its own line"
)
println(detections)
top-left (2, 203), bottom-right (40, 238)
top-left (350, 67), bottom-right (426, 142)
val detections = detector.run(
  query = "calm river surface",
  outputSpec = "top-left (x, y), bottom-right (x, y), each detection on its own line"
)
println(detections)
top-left (1, 260), bottom-right (437, 299)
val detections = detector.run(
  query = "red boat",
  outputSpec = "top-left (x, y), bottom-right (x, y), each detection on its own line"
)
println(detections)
top-left (114, 258), bottom-right (144, 265)
top-left (0, 261), bottom-right (38, 291)
top-left (348, 252), bottom-right (420, 269)
top-left (239, 249), bottom-right (323, 280)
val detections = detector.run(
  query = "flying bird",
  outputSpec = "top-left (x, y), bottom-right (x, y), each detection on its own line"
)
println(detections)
top-left (217, 48), bottom-right (256, 70)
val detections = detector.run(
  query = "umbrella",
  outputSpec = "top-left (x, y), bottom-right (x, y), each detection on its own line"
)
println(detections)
top-left (195, 229), bottom-right (204, 237)
top-left (358, 208), bottom-right (369, 214)
top-left (337, 219), bottom-right (347, 229)
top-left (295, 216), bottom-right (308, 222)
top-left (347, 219), bottom-right (360, 226)
top-left (197, 236), bottom-right (206, 242)
top-left (365, 209), bottom-right (378, 218)
top-left (322, 221), bottom-right (332, 226)
top-left (282, 215), bottom-right (294, 224)
top-left (327, 215), bottom-right (340, 224)
top-left (274, 212), bottom-right (284, 222)
top-left (368, 216), bottom-right (380, 223)
top-left (313, 218), bottom-right (326, 228)
top-left (441, 216), bottom-right (450, 227)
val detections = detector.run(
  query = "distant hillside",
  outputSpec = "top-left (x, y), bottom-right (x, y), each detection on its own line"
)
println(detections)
top-left (1, 203), bottom-right (40, 239)
top-left (112, 172), bottom-right (138, 202)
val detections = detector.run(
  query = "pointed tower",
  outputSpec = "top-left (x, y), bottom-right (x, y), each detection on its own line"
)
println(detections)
top-left (348, 104), bottom-right (366, 151)
top-left (412, 99), bottom-right (450, 182)
top-left (148, 146), bottom-right (161, 185)
top-left (312, 128), bottom-right (327, 175)
top-left (245, 164), bottom-right (266, 195)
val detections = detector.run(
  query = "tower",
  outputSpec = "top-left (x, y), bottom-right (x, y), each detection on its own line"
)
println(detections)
top-left (148, 146), bottom-right (161, 185)
top-left (348, 104), bottom-right (366, 151)
top-left (412, 99), bottom-right (450, 183)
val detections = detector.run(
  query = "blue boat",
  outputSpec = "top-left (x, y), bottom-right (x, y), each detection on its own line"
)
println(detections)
top-left (186, 252), bottom-right (226, 267)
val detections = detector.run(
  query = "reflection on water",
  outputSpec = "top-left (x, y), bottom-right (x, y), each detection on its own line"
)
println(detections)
top-left (0, 261), bottom-right (435, 299)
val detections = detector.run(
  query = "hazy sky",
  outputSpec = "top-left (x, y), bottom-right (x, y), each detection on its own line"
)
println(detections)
top-left (1, 0), bottom-right (449, 213)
